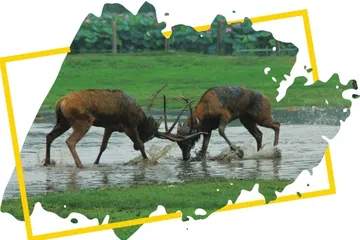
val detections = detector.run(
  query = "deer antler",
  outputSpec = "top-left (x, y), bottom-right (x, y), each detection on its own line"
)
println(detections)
top-left (157, 96), bottom-right (208, 142)
top-left (163, 95), bottom-right (168, 131)
top-left (179, 95), bottom-right (194, 132)
top-left (147, 84), bottom-right (168, 115)
top-left (167, 99), bottom-right (195, 134)
top-left (163, 94), bottom-right (192, 134)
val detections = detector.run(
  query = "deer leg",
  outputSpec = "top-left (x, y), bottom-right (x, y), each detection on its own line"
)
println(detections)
top-left (256, 118), bottom-right (280, 147)
top-left (240, 116), bottom-right (263, 151)
top-left (218, 116), bottom-right (236, 150)
top-left (219, 117), bottom-right (244, 158)
top-left (66, 123), bottom-right (91, 168)
top-left (197, 131), bottom-right (212, 160)
top-left (94, 128), bottom-right (113, 165)
top-left (201, 131), bottom-right (212, 153)
top-left (44, 122), bottom-right (70, 166)
top-left (125, 128), bottom-right (148, 159)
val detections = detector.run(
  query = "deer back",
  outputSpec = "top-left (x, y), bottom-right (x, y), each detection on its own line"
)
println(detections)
top-left (189, 86), bottom-right (268, 123)
top-left (59, 89), bottom-right (145, 128)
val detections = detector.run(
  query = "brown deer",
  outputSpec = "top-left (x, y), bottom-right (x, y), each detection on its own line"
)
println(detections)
top-left (44, 85), bottom-right (206, 168)
top-left (162, 86), bottom-right (280, 161)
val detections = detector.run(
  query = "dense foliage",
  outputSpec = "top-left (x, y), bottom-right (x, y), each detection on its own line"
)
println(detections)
top-left (70, 3), bottom-right (298, 56)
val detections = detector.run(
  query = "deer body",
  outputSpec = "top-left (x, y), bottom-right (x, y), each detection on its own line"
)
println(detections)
top-left (62, 89), bottom-right (143, 129)
top-left (45, 86), bottom-right (204, 168)
top-left (175, 86), bottom-right (280, 160)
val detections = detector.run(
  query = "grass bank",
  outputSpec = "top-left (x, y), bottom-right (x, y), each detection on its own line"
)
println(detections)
top-left (40, 51), bottom-right (352, 113)
top-left (2, 178), bottom-right (292, 239)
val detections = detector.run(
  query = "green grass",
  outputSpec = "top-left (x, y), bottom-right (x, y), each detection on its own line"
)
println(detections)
top-left (40, 51), bottom-right (353, 112)
top-left (1, 178), bottom-right (292, 239)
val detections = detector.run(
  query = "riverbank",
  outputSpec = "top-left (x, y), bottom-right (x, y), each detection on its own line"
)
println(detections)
top-left (1, 178), bottom-right (292, 239)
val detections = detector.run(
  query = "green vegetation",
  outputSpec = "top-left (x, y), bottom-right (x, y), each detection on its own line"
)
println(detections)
top-left (41, 52), bottom-right (352, 112)
top-left (1, 178), bottom-right (292, 239)
top-left (72, 2), bottom-right (297, 56)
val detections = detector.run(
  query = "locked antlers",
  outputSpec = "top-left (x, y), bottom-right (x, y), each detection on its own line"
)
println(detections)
top-left (156, 95), bottom-right (207, 142)
top-left (146, 84), bottom-right (206, 141)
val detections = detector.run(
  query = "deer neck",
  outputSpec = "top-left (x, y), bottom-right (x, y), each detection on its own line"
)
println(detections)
top-left (138, 112), bottom-right (149, 130)
top-left (187, 114), bottom-right (201, 131)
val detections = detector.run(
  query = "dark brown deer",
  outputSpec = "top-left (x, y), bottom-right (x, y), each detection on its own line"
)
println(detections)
top-left (163, 86), bottom-right (280, 161)
top-left (44, 85), bottom-right (205, 168)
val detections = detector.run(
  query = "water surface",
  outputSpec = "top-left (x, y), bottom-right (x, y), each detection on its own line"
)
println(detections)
top-left (3, 107), bottom-right (346, 199)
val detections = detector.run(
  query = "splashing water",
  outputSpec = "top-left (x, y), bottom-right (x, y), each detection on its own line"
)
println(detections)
top-left (126, 143), bottom-right (176, 165)
top-left (207, 141), bottom-right (282, 162)
top-left (35, 143), bottom-right (74, 167)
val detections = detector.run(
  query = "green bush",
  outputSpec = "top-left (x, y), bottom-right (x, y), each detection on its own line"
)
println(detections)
top-left (70, 3), bottom-right (298, 56)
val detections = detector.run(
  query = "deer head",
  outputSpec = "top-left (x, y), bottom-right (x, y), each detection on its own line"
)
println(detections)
top-left (160, 94), bottom-right (204, 160)
top-left (175, 95), bottom-right (203, 160)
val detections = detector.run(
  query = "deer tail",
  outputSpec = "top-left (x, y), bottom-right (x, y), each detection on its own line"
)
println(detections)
top-left (54, 98), bottom-right (66, 125)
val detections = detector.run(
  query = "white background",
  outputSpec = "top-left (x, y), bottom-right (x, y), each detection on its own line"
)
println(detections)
top-left (0, 0), bottom-right (359, 239)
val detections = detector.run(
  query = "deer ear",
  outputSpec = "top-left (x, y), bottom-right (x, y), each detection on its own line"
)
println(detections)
top-left (196, 117), bottom-right (200, 127)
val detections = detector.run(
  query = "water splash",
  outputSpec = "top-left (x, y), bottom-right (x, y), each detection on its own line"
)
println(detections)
top-left (127, 143), bottom-right (175, 165)
top-left (207, 142), bottom-right (282, 162)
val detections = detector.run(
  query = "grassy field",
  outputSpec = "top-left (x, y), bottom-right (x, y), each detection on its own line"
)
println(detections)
top-left (40, 51), bottom-right (353, 112)
top-left (2, 178), bottom-right (292, 239)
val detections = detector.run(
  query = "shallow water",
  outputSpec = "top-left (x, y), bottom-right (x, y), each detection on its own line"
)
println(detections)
top-left (3, 108), bottom-right (346, 199)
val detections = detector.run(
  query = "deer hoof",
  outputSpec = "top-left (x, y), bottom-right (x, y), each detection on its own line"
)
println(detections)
top-left (231, 146), bottom-right (244, 159)
top-left (236, 149), bottom-right (244, 159)
top-left (195, 150), bottom-right (206, 161)
top-left (77, 164), bottom-right (85, 169)
top-left (43, 159), bottom-right (55, 167)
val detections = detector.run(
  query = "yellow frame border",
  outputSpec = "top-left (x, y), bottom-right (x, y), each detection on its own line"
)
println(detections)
top-left (0, 9), bottom-right (334, 240)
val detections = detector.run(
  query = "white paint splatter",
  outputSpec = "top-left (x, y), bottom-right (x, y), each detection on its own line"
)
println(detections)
top-left (149, 205), bottom-right (168, 217)
top-left (343, 108), bottom-right (348, 113)
top-left (325, 99), bottom-right (329, 105)
top-left (64, 205), bottom-right (66, 208)
top-left (264, 67), bottom-right (271, 75)
top-left (216, 189), bottom-right (219, 192)
top-left (30, 203), bottom-right (119, 238)
top-left (336, 85), bottom-right (339, 89)
top-left (272, 46), bottom-right (276, 51)
top-left (235, 184), bottom-right (265, 203)
top-left (272, 77), bottom-right (277, 82)
top-left (195, 208), bottom-right (207, 216)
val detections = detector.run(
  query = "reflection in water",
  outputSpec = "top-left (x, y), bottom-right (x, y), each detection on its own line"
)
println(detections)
top-left (45, 179), bottom-right (52, 192)
top-left (68, 172), bottom-right (77, 191)
top-left (176, 160), bottom-right (211, 182)
top-left (273, 158), bottom-right (281, 179)
top-left (133, 165), bottom-right (146, 183)
top-left (101, 171), bottom-right (109, 185)
top-left (3, 117), bottom-right (340, 199)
